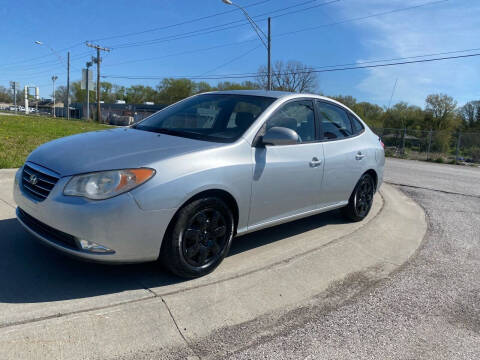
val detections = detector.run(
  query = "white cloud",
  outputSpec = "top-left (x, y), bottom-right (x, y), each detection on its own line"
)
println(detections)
top-left (335, 0), bottom-right (480, 106)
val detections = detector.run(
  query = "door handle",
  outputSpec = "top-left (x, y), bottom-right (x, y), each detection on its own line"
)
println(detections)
top-left (309, 157), bottom-right (322, 167)
top-left (355, 152), bottom-right (366, 160)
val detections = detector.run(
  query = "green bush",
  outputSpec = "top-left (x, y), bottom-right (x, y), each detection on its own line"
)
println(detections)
top-left (470, 147), bottom-right (480, 162)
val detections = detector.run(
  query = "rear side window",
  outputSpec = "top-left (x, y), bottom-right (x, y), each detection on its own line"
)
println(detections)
top-left (349, 113), bottom-right (365, 134)
top-left (317, 102), bottom-right (353, 140)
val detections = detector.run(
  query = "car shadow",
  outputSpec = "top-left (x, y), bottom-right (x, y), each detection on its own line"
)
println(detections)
top-left (0, 209), bottom-right (347, 304)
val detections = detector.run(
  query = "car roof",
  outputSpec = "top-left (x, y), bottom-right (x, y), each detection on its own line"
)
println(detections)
top-left (205, 90), bottom-right (297, 99)
top-left (203, 90), bottom-right (341, 103)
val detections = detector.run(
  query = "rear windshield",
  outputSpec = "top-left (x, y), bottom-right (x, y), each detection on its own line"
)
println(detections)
top-left (133, 94), bottom-right (275, 143)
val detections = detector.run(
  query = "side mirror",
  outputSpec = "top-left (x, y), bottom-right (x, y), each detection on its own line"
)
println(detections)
top-left (261, 126), bottom-right (300, 146)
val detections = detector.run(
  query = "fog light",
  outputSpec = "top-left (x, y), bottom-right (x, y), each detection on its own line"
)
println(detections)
top-left (78, 239), bottom-right (114, 254)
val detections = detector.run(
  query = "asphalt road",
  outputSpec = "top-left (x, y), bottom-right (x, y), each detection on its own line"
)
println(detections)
top-left (184, 158), bottom-right (480, 360)
top-left (1, 159), bottom-right (478, 359)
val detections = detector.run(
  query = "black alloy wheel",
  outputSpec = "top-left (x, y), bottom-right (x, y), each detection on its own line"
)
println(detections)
top-left (342, 173), bottom-right (375, 222)
top-left (182, 208), bottom-right (228, 268)
top-left (354, 175), bottom-right (375, 218)
top-left (161, 197), bottom-right (234, 278)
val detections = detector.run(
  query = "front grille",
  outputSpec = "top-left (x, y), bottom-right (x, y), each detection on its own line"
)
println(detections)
top-left (17, 208), bottom-right (78, 250)
top-left (22, 164), bottom-right (59, 201)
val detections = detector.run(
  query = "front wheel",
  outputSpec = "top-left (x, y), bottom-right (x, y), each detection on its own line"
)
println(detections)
top-left (342, 173), bottom-right (375, 222)
top-left (161, 197), bottom-right (235, 278)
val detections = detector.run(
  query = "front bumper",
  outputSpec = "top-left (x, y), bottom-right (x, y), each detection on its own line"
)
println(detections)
top-left (13, 167), bottom-right (176, 263)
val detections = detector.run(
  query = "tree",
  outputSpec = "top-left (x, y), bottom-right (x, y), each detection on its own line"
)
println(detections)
top-left (215, 81), bottom-right (259, 91)
top-left (71, 81), bottom-right (94, 104)
top-left (113, 85), bottom-right (126, 101)
top-left (424, 94), bottom-right (460, 153)
top-left (257, 60), bottom-right (318, 93)
top-left (424, 93), bottom-right (458, 130)
top-left (459, 100), bottom-right (480, 130)
top-left (353, 102), bottom-right (385, 128)
top-left (196, 81), bottom-right (213, 94)
top-left (125, 85), bottom-right (156, 104)
top-left (156, 78), bottom-right (196, 104)
top-left (331, 95), bottom-right (357, 109)
top-left (0, 86), bottom-right (12, 103)
top-left (384, 102), bottom-right (423, 129)
top-left (54, 85), bottom-right (69, 105)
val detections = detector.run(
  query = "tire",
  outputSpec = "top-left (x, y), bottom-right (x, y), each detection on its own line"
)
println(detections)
top-left (161, 197), bottom-right (235, 278)
top-left (342, 173), bottom-right (375, 222)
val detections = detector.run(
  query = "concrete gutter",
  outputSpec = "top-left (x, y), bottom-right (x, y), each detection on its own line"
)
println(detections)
top-left (0, 169), bottom-right (426, 359)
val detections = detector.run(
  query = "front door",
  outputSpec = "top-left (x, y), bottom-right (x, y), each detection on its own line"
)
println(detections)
top-left (249, 99), bottom-right (324, 228)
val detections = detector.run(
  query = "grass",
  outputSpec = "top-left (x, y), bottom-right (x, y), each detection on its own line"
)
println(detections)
top-left (0, 114), bottom-right (110, 169)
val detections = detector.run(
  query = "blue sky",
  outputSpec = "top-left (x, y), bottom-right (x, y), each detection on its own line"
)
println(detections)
top-left (0, 0), bottom-right (479, 107)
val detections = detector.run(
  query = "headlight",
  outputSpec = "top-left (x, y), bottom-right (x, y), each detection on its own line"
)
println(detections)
top-left (64, 168), bottom-right (155, 200)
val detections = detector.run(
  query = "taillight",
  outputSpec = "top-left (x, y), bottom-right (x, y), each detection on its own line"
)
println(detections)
top-left (379, 138), bottom-right (384, 148)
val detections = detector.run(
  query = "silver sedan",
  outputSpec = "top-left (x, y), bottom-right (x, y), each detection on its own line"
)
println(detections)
top-left (13, 90), bottom-right (385, 278)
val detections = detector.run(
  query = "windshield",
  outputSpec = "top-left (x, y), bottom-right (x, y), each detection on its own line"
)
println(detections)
top-left (133, 94), bottom-right (275, 142)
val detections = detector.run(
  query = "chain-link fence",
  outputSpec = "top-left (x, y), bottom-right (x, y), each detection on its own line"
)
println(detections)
top-left (372, 128), bottom-right (480, 165)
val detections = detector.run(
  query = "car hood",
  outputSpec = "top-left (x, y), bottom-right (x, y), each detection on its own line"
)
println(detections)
top-left (27, 127), bottom-right (219, 176)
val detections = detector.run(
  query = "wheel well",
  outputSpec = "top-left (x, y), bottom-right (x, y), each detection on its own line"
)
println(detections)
top-left (365, 169), bottom-right (378, 191)
top-left (162, 189), bottom-right (240, 249)
top-left (186, 189), bottom-right (239, 231)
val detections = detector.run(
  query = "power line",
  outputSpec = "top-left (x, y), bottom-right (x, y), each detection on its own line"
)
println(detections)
top-left (3, 0), bottom-right (445, 75)
top-left (275, 0), bottom-right (449, 38)
top-left (90, 0), bottom-right (273, 42)
top-left (0, 1), bottom-right (273, 68)
top-left (105, 0), bottom-right (340, 49)
top-left (102, 51), bottom-right (480, 80)
top-left (103, 40), bottom-right (258, 67)
top-left (102, 0), bottom-right (442, 50)
top-left (0, 0), bottom-right (450, 86)
top-left (199, 45), bottom-right (263, 76)
top-left (0, 1), bottom-right (271, 70)
top-left (296, 47), bottom-right (480, 70)
top-left (0, 41), bottom-right (85, 68)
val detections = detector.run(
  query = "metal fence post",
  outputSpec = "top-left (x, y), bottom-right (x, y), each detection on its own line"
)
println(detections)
top-left (401, 127), bottom-right (406, 155)
top-left (455, 132), bottom-right (462, 164)
top-left (427, 130), bottom-right (432, 161)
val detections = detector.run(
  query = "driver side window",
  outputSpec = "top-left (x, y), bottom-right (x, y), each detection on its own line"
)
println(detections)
top-left (266, 100), bottom-right (315, 143)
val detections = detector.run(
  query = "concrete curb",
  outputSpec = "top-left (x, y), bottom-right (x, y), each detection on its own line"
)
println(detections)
top-left (0, 181), bottom-right (426, 359)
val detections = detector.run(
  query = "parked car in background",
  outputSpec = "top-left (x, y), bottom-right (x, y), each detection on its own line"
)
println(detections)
top-left (14, 90), bottom-right (385, 278)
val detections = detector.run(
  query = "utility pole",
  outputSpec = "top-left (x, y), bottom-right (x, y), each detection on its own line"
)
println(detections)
top-left (24, 85), bottom-right (29, 114)
top-left (51, 75), bottom-right (58, 117)
top-left (10, 81), bottom-right (18, 114)
top-left (14, 83), bottom-right (17, 114)
top-left (35, 87), bottom-right (39, 115)
top-left (221, 1), bottom-right (271, 90)
top-left (66, 51), bottom-right (70, 120)
top-left (267, 17), bottom-right (272, 91)
top-left (85, 61), bottom-right (93, 121)
top-left (86, 42), bottom-right (110, 123)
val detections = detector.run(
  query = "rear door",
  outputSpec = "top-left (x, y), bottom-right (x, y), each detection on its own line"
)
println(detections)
top-left (248, 99), bottom-right (324, 228)
top-left (316, 100), bottom-right (367, 206)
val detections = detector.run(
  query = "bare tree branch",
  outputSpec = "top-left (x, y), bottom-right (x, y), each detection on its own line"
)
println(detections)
top-left (257, 60), bottom-right (318, 93)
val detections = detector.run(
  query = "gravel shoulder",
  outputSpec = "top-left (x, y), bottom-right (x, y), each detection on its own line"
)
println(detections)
top-left (217, 160), bottom-right (480, 360)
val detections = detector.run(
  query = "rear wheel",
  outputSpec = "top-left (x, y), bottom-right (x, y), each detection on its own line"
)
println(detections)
top-left (161, 197), bottom-right (234, 278)
top-left (342, 173), bottom-right (375, 222)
